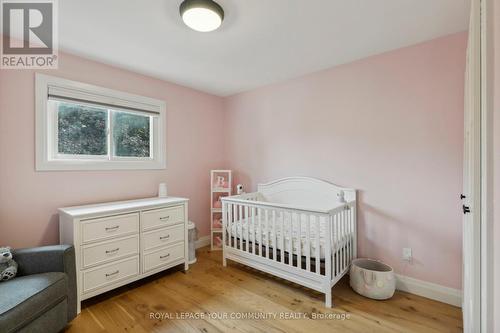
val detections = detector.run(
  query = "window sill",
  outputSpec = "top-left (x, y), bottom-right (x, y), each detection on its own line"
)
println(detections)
top-left (36, 158), bottom-right (166, 171)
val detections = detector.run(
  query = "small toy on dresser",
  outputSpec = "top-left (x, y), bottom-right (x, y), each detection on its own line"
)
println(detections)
top-left (0, 246), bottom-right (18, 282)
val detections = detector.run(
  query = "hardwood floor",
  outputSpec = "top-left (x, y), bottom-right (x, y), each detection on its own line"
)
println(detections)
top-left (66, 247), bottom-right (462, 333)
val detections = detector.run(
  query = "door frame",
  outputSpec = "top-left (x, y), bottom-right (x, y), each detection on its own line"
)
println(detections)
top-left (479, 0), bottom-right (494, 332)
top-left (463, 0), bottom-right (481, 330)
top-left (465, 0), bottom-right (494, 332)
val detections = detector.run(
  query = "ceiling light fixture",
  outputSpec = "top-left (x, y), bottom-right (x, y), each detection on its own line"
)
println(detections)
top-left (180, 0), bottom-right (224, 32)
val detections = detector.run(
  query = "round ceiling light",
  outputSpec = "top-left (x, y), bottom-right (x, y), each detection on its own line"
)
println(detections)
top-left (180, 0), bottom-right (224, 32)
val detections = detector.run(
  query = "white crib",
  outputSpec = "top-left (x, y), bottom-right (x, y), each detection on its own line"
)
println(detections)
top-left (221, 177), bottom-right (357, 307)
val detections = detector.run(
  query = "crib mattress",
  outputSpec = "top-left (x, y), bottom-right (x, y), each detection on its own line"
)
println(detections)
top-left (228, 214), bottom-right (351, 259)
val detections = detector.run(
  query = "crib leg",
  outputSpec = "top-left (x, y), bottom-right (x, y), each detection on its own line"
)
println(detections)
top-left (325, 289), bottom-right (332, 308)
top-left (222, 252), bottom-right (227, 267)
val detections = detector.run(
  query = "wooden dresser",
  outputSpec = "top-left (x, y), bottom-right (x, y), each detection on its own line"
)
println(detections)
top-left (59, 197), bottom-right (189, 313)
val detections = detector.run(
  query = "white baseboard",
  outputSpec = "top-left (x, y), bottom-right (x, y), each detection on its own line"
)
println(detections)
top-left (195, 235), bottom-right (211, 249)
top-left (395, 274), bottom-right (462, 307)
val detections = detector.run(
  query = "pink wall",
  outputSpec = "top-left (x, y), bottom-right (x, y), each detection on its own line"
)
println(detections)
top-left (0, 32), bottom-right (467, 292)
top-left (0, 52), bottom-right (225, 248)
top-left (223, 32), bottom-right (467, 289)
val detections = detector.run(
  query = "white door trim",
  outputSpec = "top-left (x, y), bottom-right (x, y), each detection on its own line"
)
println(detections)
top-left (463, 0), bottom-right (481, 331)
top-left (463, 0), bottom-right (493, 332)
top-left (480, 0), bottom-right (494, 332)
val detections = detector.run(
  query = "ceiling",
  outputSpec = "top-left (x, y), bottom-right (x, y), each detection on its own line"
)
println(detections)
top-left (59, 0), bottom-right (470, 96)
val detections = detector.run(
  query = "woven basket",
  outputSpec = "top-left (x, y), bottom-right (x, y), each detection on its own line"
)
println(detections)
top-left (349, 258), bottom-right (395, 300)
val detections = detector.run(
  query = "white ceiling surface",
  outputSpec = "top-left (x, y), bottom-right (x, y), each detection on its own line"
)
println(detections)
top-left (59, 0), bottom-right (470, 96)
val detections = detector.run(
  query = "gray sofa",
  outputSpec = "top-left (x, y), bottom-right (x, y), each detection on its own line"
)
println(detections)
top-left (0, 245), bottom-right (77, 333)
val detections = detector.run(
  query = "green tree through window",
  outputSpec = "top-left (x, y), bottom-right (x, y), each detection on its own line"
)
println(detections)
top-left (112, 112), bottom-right (150, 157)
top-left (56, 101), bottom-right (151, 158)
top-left (58, 103), bottom-right (107, 155)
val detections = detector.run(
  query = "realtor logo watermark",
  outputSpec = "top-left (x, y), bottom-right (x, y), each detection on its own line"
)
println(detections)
top-left (1, 0), bottom-right (58, 69)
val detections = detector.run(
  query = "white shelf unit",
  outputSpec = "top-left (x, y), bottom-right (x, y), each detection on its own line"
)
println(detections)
top-left (210, 170), bottom-right (232, 251)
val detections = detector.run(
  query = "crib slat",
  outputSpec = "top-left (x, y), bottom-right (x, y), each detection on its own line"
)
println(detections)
top-left (272, 210), bottom-right (277, 261)
top-left (344, 209), bottom-right (349, 269)
top-left (329, 214), bottom-right (332, 277)
top-left (315, 215), bottom-right (321, 274)
top-left (344, 210), bottom-right (349, 269)
top-left (334, 212), bottom-right (339, 277)
top-left (280, 211), bottom-right (285, 264)
top-left (347, 206), bottom-right (351, 264)
top-left (337, 209), bottom-right (341, 274)
top-left (351, 206), bottom-right (354, 261)
top-left (235, 203), bottom-right (239, 249)
top-left (353, 202), bottom-right (357, 259)
top-left (252, 206), bottom-right (256, 255)
top-left (232, 204), bottom-right (236, 249)
top-left (306, 214), bottom-right (311, 271)
top-left (265, 209), bottom-right (270, 259)
top-left (339, 210), bottom-right (343, 273)
top-left (344, 208), bottom-right (348, 266)
top-left (245, 206), bottom-right (249, 253)
top-left (297, 213), bottom-right (302, 269)
top-left (288, 212), bottom-right (293, 266)
top-left (339, 209), bottom-right (343, 273)
top-left (239, 205), bottom-right (243, 250)
top-left (233, 204), bottom-right (237, 249)
top-left (325, 215), bottom-right (332, 280)
top-left (342, 208), bottom-right (346, 272)
top-left (229, 204), bottom-right (234, 248)
top-left (334, 213), bottom-right (338, 277)
top-left (257, 207), bottom-right (262, 256)
top-left (351, 204), bottom-right (355, 259)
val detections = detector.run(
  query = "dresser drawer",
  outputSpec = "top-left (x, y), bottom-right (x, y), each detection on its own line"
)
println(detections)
top-left (143, 243), bottom-right (184, 273)
top-left (82, 235), bottom-right (139, 269)
top-left (82, 213), bottom-right (139, 244)
top-left (141, 205), bottom-right (184, 231)
top-left (82, 256), bottom-right (139, 294)
top-left (142, 224), bottom-right (185, 252)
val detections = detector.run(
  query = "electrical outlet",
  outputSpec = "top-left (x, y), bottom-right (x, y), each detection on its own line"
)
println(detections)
top-left (403, 247), bottom-right (412, 262)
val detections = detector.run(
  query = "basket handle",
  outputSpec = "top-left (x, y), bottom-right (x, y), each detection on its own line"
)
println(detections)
top-left (362, 270), bottom-right (376, 286)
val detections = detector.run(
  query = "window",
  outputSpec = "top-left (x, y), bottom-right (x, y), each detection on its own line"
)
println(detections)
top-left (36, 74), bottom-right (166, 170)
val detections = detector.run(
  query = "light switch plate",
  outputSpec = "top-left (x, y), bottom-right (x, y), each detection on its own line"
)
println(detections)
top-left (403, 247), bottom-right (412, 262)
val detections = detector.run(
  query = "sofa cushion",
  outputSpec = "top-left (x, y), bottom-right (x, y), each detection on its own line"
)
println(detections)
top-left (18, 299), bottom-right (68, 333)
top-left (0, 272), bottom-right (68, 333)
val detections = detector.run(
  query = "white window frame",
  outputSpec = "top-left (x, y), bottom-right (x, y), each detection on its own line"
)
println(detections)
top-left (35, 73), bottom-right (167, 171)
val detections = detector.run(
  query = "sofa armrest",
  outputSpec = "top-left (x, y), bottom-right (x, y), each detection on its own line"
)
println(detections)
top-left (13, 245), bottom-right (73, 276)
top-left (12, 245), bottom-right (77, 321)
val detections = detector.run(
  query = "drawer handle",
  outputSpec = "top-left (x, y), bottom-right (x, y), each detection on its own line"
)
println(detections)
top-left (160, 253), bottom-right (170, 259)
top-left (105, 270), bottom-right (119, 277)
top-left (159, 235), bottom-right (170, 240)
top-left (160, 216), bottom-right (170, 220)
top-left (105, 247), bottom-right (120, 254)
top-left (105, 225), bottom-right (120, 231)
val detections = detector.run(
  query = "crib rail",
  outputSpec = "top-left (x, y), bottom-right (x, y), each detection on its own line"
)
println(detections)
top-left (221, 194), bottom-right (356, 285)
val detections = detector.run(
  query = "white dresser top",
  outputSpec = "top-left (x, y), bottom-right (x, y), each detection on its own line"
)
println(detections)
top-left (59, 197), bottom-right (188, 218)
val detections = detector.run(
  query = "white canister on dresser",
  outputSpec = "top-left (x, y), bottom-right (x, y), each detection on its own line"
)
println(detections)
top-left (158, 183), bottom-right (168, 197)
